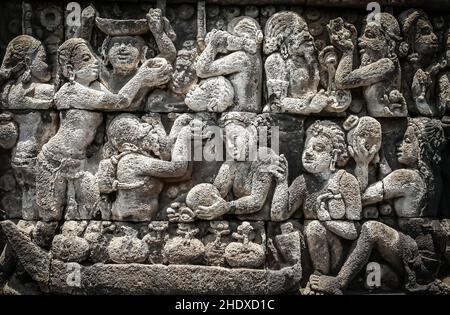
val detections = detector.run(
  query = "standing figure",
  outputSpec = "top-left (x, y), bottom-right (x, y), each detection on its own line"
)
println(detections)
top-left (35, 38), bottom-right (171, 221)
top-left (270, 121), bottom-right (362, 276)
top-left (196, 17), bottom-right (263, 112)
top-left (329, 14), bottom-right (407, 117)
top-left (263, 11), bottom-right (351, 115)
top-left (399, 9), bottom-right (445, 117)
top-left (0, 35), bottom-right (58, 219)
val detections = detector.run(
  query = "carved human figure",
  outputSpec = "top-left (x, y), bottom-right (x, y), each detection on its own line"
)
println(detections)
top-left (343, 115), bottom-right (392, 218)
top-left (97, 113), bottom-right (201, 222)
top-left (308, 118), bottom-right (447, 295)
top-left (329, 14), bottom-right (407, 117)
top-left (169, 41), bottom-right (198, 96)
top-left (361, 117), bottom-right (444, 218)
top-left (98, 8), bottom-right (176, 109)
top-left (263, 11), bottom-right (351, 114)
top-left (35, 38), bottom-right (169, 221)
top-left (196, 17), bottom-right (263, 112)
top-left (147, 40), bottom-right (199, 111)
top-left (399, 9), bottom-right (445, 116)
top-left (270, 121), bottom-right (361, 276)
top-left (0, 35), bottom-right (53, 110)
top-left (0, 35), bottom-right (58, 219)
top-left (174, 113), bottom-right (284, 221)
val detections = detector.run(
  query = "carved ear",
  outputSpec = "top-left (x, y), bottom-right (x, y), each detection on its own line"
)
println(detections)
top-left (330, 149), bottom-right (339, 172)
top-left (65, 64), bottom-right (75, 83)
top-left (280, 43), bottom-right (289, 59)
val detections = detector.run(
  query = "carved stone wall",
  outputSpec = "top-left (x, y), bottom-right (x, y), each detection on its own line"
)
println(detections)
top-left (1, 0), bottom-right (450, 295)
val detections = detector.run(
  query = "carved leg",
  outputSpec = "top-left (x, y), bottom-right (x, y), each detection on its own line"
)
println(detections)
top-left (311, 221), bottom-right (405, 294)
top-left (35, 154), bottom-right (68, 221)
top-left (305, 220), bottom-right (330, 275)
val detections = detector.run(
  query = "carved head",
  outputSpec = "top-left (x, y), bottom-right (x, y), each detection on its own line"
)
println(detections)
top-left (264, 11), bottom-right (314, 58)
top-left (171, 41), bottom-right (198, 95)
top-left (303, 121), bottom-right (348, 174)
top-left (228, 16), bottom-right (263, 44)
top-left (220, 112), bottom-right (258, 161)
top-left (107, 113), bottom-right (163, 158)
top-left (1, 35), bottom-right (51, 84)
top-left (185, 76), bottom-right (234, 112)
top-left (57, 38), bottom-right (99, 86)
top-left (101, 36), bottom-right (147, 73)
top-left (398, 118), bottom-right (444, 169)
top-left (399, 9), bottom-right (438, 59)
top-left (359, 13), bottom-right (404, 63)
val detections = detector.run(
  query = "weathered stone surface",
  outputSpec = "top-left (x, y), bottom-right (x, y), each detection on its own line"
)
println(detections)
top-left (1, 0), bottom-right (450, 296)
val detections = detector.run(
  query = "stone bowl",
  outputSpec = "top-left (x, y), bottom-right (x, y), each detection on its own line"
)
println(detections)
top-left (95, 17), bottom-right (149, 36)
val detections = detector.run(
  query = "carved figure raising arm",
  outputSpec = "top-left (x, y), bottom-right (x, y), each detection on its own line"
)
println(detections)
top-left (97, 113), bottom-right (200, 221)
top-left (329, 14), bottom-right (407, 117)
top-left (263, 11), bottom-right (351, 114)
top-left (35, 38), bottom-right (170, 221)
top-left (196, 17), bottom-right (263, 112)
top-left (309, 120), bottom-right (448, 295)
top-left (270, 121), bottom-right (361, 276)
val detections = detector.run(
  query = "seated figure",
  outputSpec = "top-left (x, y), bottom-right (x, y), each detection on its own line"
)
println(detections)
top-left (263, 11), bottom-right (351, 114)
top-left (270, 120), bottom-right (362, 276)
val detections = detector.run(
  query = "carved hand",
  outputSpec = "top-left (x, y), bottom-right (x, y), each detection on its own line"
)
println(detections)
top-left (195, 199), bottom-right (230, 220)
top-left (138, 58), bottom-right (172, 87)
top-left (206, 29), bottom-right (229, 49)
top-left (327, 18), bottom-right (356, 52)
top-left (265, 154), bottom-right (288, 182)
top-left (147, 8), bottom-right (164, 34)
top-left (348, 137), bottom-right (378, 166)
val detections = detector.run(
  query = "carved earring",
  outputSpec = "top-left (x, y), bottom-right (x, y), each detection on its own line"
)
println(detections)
top-left (330, 150), bottom-right (338, 172)
top-left (69, 69), bottom-right (75, 84)
top-left (22, 68), bottom-right (32, 84)
top-left (280, 44), bottom-right (289, 59)
top-left (22, 57), bottom-right (32, 83)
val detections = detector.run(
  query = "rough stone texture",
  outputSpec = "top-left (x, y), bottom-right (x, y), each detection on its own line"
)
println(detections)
top-left (1, 0), bottom-right (450, 295)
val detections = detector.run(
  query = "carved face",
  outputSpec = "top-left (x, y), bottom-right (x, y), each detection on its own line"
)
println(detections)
top-left (397, 126), bottom-right (419, 167)
top-left (359, 22), bottom-right (388, 61)
top-left (140, 123), bottom-right (161, 157)
top-left (302, 134), bottom-right (333, 173)
top-left (71, 43), bottom-right (99, 84)
top-left (172, 51), bottom-right (197, 93)
top-left (224, 123), bottom-right (250, 161)
top-left (413, 18), bottom-right (438, 55)
top-left (107, 36), bottom-right (144, 72)
top-left (286, 27), bottom-right (315, 57)
top-left (30, 45), bottom-right (51, 82)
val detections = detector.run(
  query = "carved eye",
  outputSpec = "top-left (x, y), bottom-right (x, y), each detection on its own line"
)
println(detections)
top-left (313, 144), bottom-right (325, 152)
top-left (82, 55), bottom-right (91, 62)
top-left (365, 30), bottom-right (376, 39)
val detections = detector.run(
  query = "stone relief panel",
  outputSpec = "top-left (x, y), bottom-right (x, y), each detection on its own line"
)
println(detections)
top-left (0, 0), bottom-right (450, 296)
